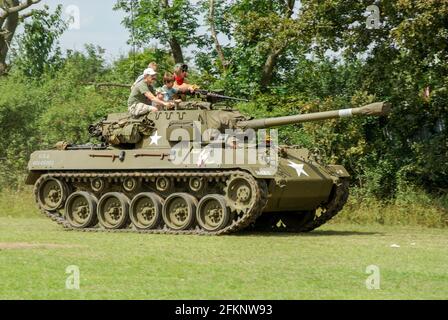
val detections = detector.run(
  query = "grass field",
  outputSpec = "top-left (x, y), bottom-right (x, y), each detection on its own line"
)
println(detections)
top-left (1, 212), bottom-right (447, 300)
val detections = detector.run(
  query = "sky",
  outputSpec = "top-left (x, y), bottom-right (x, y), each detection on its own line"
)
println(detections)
top-left (25, 0), bottom-right (303, 63)
top-left (35, 0), bottom-right (133, 61)
top-left (31, 0), bottom-right (212, 63)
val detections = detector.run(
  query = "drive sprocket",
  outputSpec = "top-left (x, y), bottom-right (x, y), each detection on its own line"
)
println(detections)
top-left (223, 173), bottom-right (258, 215)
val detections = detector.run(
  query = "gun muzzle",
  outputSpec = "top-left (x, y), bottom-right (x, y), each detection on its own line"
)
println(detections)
top-left (351, 102), bottom-right (391, 117)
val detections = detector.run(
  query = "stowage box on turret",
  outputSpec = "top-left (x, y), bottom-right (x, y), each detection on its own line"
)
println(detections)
top-left (27, 100), bottom-right (390, 235)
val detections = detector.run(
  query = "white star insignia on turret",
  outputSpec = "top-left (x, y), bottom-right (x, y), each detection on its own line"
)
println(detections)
top-left (288, 161), bottom-right (309, 177)
top-left (150, 131), bottom-right (162, 145)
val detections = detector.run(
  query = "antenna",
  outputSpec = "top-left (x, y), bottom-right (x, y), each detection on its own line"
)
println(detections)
top-left (131, 0), bottom-right (136, 79)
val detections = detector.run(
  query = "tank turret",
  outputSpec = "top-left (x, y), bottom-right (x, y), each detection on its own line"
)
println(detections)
top-left (88, 102), bottom-right (390, 147)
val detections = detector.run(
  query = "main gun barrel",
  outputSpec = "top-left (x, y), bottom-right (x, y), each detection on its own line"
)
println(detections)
top-left (236, 102), bottom-right (391, 130)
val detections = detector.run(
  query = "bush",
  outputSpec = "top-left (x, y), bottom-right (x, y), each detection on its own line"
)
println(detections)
top-left (0, 75), bottom-right (46, 188)
top-left (334, 187), bottom-right (448, 228)
top-left (0, 49), bottom-right (131, 189)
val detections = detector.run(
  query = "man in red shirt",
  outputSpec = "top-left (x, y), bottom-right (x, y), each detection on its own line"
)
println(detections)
top-left (174, 63), bottom-right (188, 86)
top-left (173, 63), bottom-right (197, 97)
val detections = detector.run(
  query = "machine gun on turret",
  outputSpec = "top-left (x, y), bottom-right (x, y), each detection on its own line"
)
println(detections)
top-left (192, 89), bottom-right (249, 103)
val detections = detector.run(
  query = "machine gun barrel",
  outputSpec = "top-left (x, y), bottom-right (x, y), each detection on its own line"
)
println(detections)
top-left (236, 102), bottom-right (391, 129)
top-left (194, 90), bottom-right (249, 102)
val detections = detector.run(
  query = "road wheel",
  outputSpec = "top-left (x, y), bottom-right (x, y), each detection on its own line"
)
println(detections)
top-left (130, 193), bottom-right (163, 230)
top-left (197, 195), bottom-right (230, 232)
top-left (97, 192), bottom-right (130, 229)
top-left (162, 193), bottom-right (197, 231)
top-left (65, 192), bottom-right (98, 228)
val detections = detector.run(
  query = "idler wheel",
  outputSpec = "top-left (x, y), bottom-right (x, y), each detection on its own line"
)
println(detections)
top-left (65, 192), bottom-right (98, 228)
top-left (97, 192), bottom-right (130, 229)
top-left (196, 195), bottom-right (230, 232)
top-left (162, 193), bottom-right (197, 231)
top-left (37, 177), bottom-right (69, 211)
top-left (130, 193), bottom-right (163, 230)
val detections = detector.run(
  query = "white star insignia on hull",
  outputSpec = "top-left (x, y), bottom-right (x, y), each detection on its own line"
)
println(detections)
top-left (288, 160), bottom-right (309, 177)
top-left (150, 131), bottom-right (162, 145)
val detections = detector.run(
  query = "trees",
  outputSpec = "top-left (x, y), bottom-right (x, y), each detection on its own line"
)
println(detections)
top-left (235, 0), bottom-right (300, 91)
top-left (294, 0), bottom-right (448, 194)
top-left (0, 0), bottom-right (41, 76)
top-left (114, 0), bottom-right (200, 64)
top-left (207, 0), bottom-right (228, 71)
top-left (0, 0), bottom-right (445, 198)
top-left (115, 0), bottom-right (305, 91)
top-left (13, 5), bottom-right (67, 78)
top-left (203, 0), bottom-right (305, 92)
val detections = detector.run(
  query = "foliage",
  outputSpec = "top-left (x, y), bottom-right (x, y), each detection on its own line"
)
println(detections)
top-left (0, 75), bottom-right (43, 187)
top-left (0, 47), bottom-right (128, 190)
top-left (65, 45), bottom-right (107, 83)
top-left (114, 0), bottom-right (202, 63)
top-left (335, 185), bottom-right (448, 228)
top-left (296, 0), bottom-right (448, 195)
top-left (12, 5), bottom-right (67, 78)
top-left (110, 48), bottom-right (174, 85)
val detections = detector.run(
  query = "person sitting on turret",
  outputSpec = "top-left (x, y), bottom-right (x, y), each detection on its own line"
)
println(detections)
top-left (151, 87), bottom-right (168, 110)
top-left (161, 72), bottom-right (194, 101)
top-left (161, 72), bottom-right (180, 101)
top-left (173, 63), bottom-right (196, 93)
top-left (128, 68), bottom-right (173, 116)
top-left (132, 62), bottom-right (158, 89)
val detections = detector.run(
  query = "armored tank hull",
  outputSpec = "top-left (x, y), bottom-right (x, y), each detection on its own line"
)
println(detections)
top-left (27, 102), bottom-right (389, 235)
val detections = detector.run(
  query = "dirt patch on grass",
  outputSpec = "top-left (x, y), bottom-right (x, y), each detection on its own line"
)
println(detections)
top-left (0, 242), bottom-right (82, 250)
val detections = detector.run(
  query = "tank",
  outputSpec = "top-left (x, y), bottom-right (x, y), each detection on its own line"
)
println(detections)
top-left (26, 100), bottom-right (391, 235)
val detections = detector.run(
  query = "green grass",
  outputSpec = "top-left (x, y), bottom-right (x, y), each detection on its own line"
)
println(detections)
top-left (0, 187), bottom-right (38, 219)
top-left (0, 215), bottom-right (447, 300)
top-left (1, 188), bottom-right (447, 299)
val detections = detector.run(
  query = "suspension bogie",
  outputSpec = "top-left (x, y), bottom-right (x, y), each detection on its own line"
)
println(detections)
top-left (33, 171), bottom-right (267, 235)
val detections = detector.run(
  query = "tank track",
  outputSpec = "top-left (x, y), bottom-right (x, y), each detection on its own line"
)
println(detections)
top-left (251, 178), bottom-right (349, 233)
top-left (34, 170), bottom-right (268, 236)
top-left (297, 178), bottom-right (349, 232)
